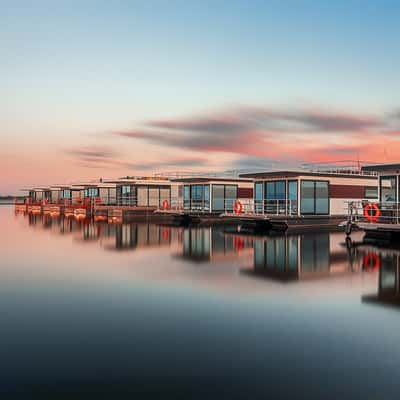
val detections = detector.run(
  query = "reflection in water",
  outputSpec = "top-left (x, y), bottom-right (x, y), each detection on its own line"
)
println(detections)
top-left (180, 227), bottom-right (252, 263)
top-left (8, 208), bottom-right (400, 398)
top-left (362, 248), bottom-right (400, 307)
top-left (245, 232), bottom-right (359, 281)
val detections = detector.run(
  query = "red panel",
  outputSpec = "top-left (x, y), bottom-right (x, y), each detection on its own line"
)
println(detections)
top-left (238, 188), bottom-right (253, 198)
top-left (329, 185), bottom-right (376, 199)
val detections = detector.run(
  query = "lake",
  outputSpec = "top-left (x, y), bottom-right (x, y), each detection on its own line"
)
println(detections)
top-left (2, 206), bottom-right (400, 398)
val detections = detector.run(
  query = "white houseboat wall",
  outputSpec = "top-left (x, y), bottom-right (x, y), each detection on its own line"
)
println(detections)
top-left (239, 171), bottom-right (378, 217)
top-left (172, 178), bottom-right (254, 213)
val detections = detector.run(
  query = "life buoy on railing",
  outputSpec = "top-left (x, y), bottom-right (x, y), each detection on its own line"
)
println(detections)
top-left (233, 200), bottom-right (243, 214)
top-left (162, 199), bottom-right (170, 210)
top-left (363, 252), bottom-right (381, 272)
top-left (363, 203), bottom-right (380, 223)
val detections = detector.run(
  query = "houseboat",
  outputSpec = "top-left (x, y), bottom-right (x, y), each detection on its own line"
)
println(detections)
top-left (235, 170), bottom-right (378, 231)
top-left (345, 163), bottom-right (400, 239)
top-left (93, 176), bottom-right (183, 221)
top-left (180, 177), bottom-right (253, 213)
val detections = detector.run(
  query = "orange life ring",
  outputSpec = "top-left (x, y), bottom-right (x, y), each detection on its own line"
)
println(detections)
top-left (233, 200), bottom-right (243, 214)
top-left (363, 252), bottom-right (381, 272)
top-left (363, 203), bottom-right (380, 223)
top-left (162, 199), bottom-right (170, 210)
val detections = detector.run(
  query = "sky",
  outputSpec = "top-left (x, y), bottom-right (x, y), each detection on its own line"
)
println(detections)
top-left (1, 0), bottom-right (400, 194)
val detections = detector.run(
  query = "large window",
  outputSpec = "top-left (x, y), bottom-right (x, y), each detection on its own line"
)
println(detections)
top-left (62, 189), bottom-right (72, 199)
top-left (184, 184), bottom-right (210, 210)
top-left (212, 185), bottom-right (225, 212)
top-left (265, 180), bottom-right (286, 214)
top-left (211, 184), bottom-right (236, 212)
top-left (300, 180), bottom-right (329, 215)
top-left (84, 187), bottom-right (99, 198)
top-left (380, 176), bottom-right (397, 202)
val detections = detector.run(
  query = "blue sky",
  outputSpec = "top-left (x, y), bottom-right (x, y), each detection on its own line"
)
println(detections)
top-left (1, 0), bottom-right (400, 193)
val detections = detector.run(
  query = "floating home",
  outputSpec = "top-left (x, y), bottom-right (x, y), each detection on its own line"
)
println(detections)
top-left (344, 163), bottom-right (400, 238)
top-left (100, 177), bottom-right (182, 207)
top-left (239, 170), bottom-right (378, 217)
top-left (171, 177), bottom-right (254, 213)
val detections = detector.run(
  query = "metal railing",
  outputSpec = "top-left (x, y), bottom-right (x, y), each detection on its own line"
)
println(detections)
top-left (223, 199), bottom-right (298, 216)
top-left (346, 201), bottom-right (400, 224)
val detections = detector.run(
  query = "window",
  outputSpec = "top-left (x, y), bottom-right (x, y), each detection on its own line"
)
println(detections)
top-left (300, 180), bottom-right (329, 215)
top-left (380, 176), bottom-right (397, 202)
top-left (288, 180), bottom-right (298, 215)
top-left (212, 185), bottom-right (225, 211)
top-left (265, 180), bottom-right (286, 214)
top-left (62, 189), bottom-right (72, 199)
top-left (364, 187), bottom-right (378, 200)
top-left (225, 185), bottom-right (237, 211)
top-left (255, 182), bottom-right (263, 213)
top-left (84, 187), bottom-right (99, 198)
top-left (183, 185), bottom-right (190, 209)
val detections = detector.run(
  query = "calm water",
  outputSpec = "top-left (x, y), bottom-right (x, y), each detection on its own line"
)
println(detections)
top-left (2, 206), bottom-right (400, 398)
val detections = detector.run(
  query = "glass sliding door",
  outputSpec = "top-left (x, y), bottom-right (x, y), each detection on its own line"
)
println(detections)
top-left (300, 180), bottom-right (329, 215)
top-left (225, 185), bottom-right (237, 212)
top-left (212, 185), bottom-right (225, 212)
top-left (191, 185), bottom-right (204, 210)
top-left (265, 180), bottom-right (286, 214)
top-left (315, 181), bottom-right (329, 214)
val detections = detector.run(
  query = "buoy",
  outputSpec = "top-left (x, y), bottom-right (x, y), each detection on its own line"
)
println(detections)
top-left (363, 253), bottom-right (381, 272)
top-left (363, 203), bottom-right (380, 223)
top-left (233, 200), bottom-right (243, 214)
top-left (162, 199), bottom-right (169, 210)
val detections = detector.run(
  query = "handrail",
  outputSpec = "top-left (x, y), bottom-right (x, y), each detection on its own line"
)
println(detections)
top-left (346, 200), bottom-right (400, 224)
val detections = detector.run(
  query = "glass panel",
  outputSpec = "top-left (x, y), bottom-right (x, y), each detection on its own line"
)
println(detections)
top-left (255, 182), bottom-right (263, 213)
top-left (301, 181), bottom-right (315, 214)
top-left (225, 185), bottom-right (237, 212)
top-left (315, 181), bottom-right (329, 214)
top-left (183, 185), bottom-right (190, 209)
top-left (288, 181), bottom-right (298, 215)
top-left (148, 187), bottom-right (159, 207)
top-left (265, 182), bottom-right (275, 200)
top-left (365, 187), bottom-right (378, 200)
top-left (204, 185), bottom-right (210, 211)
top-left (380, 176), bottom-right (397, 202)
top-left (191, 185), bottom-right (204, 209)
top-left (212, 185), bottom-right (225, 212)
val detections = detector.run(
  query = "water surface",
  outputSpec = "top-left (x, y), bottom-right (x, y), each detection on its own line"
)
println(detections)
top-left (2, 206), bottom-right (400, 398)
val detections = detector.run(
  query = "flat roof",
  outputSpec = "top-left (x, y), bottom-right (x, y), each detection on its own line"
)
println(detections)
top-left (172, 177), bottom-right (253, 183)
top-left (239, 170), bottom-right (377, 180)
top-left (362, 163), bottom-right (400, 172)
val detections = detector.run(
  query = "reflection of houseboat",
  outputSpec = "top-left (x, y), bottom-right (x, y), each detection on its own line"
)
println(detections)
top-left (178, 226), bottom-right (253, 263)
top-left (235, 170), bottom-right (378, 231)
top-left (362, 248), bottom-right (400, 307)
top-left (346, 164), bottom-right (400, 238)
top-left (101, 223), bottom-right (179, 251)
top-left (243, 232), bottom-right (357, 281)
